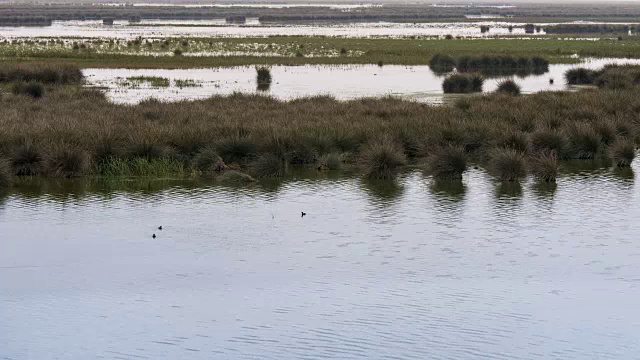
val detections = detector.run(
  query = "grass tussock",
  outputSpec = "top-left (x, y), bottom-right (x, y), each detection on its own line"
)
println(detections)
top-left (609, 140), bottom-right (636, 167)
top-left (360, 141), bottom-right (407, 179)
top-left (217, 137), bottom-right (257, 164)
top-left (490, 149), bottom-right (527, 181)
top-left (251, 154), bottom-right (285, 178)
top-left (566, 123), bottom-right (602, 159)
top-left (442, 74), bottom-right (484, 94)
top-left (495, 80), bottom-right (521, 96)
top-left (256, 66), bottom-right (272, 85)
top-left (12, 81), bottom-right (44, 98)
top-left (44, 145), bottom-right (89, 178)
top-left (530, 128), bottom-right (566, 157)
top-left (529, 152), bottom-right (559, 182)
top-left (12, 142), bottom-right (42, 176)
top-left (565, 68), bottom-right (598, 85)
top-left (426, 146), bottom-right (467, 180)
top-left (192, 147), bottom-right (225, 173)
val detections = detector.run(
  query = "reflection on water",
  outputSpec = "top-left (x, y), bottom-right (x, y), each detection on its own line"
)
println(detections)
top-left (2, 165), bottom-right (640, 359)
top-left (429, 178), bottom-right (467, 202)
top-left (531, 181), bottom-right (557, 199)
top-left (495, 180), bottom-right (524, 199)
top-left (84, 58), bottom-right (640, 104)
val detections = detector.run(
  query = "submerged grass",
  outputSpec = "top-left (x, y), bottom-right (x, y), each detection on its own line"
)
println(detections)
top-left (126, 76), bottom-right (170, 87)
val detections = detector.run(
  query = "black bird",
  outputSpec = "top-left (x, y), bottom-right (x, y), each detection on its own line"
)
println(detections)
top-left (301, 212), bottom-right (306, 217)
top-left (549, 78), bottom-right (554, 84)
top-left (158, 226), bottom-right (163, 230)
top-left (152, 234), bottom-right (157, 239)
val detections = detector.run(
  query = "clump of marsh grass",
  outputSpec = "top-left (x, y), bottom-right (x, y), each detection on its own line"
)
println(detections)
top-left (442, 74), bottom-right (484, 94)
top-left (251, 153), bottom-right (285, 178)
top-left (593, 121), bottom-right (616, 146)
top-left (495, 131), bottom-right (529, 153)
top-left (530, 128), bottom-right (566, 157)
top-left (566, 124), bottom-right (602, 159)
top-left (426, 145), bottom-right (467, 180)
top-left (12, 142), bottom-right (42, 176)
top-left (43, 145), bottom-right (89, 178)
top-left (12, 81), bottom-right (44, 98)
top-left (360, 141), bottom-right (407, 179)
top-left (217, 170), bottom-right (257, 185)
top-left (192, 147), bottom-right (225, 173)
top-left (256, 66), bottom-right (272, 85)
top-left (429, 53), bottom-right (455, 73)
top-left (609, 140), bottom-right (636, 167)
top-left (95, 157), bottom-right (184, 177)
top-left (495, 79), bottom-right (521, 96)
top-left (489, 148), bottom-right (526, 181)
top-left (398, 128), bottom-right (423, 158)
top-left (529, 151), bottom-right (559, 182)
top-left (126, 142), bottom-right (167, 160)
top-left (217, 138), bottom-right (257, 164)
top-left (317, 153), bottom-right (342, 170)
top-left (0, 158), bottom-right (12, 187)
top-left (565, 68), bottom-right (598, 85)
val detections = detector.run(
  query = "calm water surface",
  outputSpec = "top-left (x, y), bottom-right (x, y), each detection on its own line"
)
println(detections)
top-left (84, 58), bottom-right (640, 104)
top-left (0, 19), bottom-right (561, 39)
top-left (1, 164), bottom-right (640, 359)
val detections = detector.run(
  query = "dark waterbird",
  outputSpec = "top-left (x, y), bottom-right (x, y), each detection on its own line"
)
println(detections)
top-left (152, 234), bottom-right (156, 239)
top-left (158, 226), bottom-right (163, 230)
top-left (301, 212), bottom-right (306, 217)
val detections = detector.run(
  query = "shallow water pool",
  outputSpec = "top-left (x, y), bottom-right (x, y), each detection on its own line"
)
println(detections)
top-left (1, 163), bottom-right (640, 359)
top-left (83, 57), bottom-right (640, 104)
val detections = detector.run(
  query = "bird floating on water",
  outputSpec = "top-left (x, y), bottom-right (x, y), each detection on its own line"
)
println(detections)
top-left (152, 234), bottom-right (157, 239)
top-left (301, 212), bottom-right (307, 217)
top-left (158, 226), bottom-right (163, 230)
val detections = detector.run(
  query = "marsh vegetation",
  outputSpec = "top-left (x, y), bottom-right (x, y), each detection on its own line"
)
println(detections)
top-left (0, 63), bottom-right (637, 185)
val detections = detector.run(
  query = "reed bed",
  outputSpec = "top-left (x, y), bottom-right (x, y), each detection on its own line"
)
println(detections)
top-left (1, 73), bottom-right (640, 181)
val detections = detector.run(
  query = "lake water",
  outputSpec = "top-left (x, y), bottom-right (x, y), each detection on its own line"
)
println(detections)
top-left (0, 19), bottom-right (563, 39)
top-left (2, 163), bottom-right (640, 359)
top-left (84, 57), bottom-right (640, 104)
